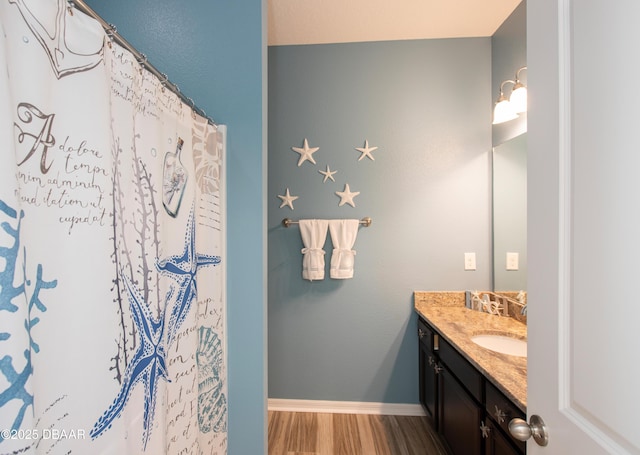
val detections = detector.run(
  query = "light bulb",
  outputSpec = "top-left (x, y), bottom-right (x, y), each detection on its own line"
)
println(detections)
top-left (510, 83), bottom-right (527, 114)
top-left (492, 96), bottom-right (518, 124)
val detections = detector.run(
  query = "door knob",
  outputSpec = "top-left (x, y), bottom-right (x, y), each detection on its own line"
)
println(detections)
top-left (508, 415), bottom-right (548, 447)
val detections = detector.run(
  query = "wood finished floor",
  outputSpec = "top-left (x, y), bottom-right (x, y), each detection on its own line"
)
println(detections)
top-left (268, 411), bottom-right (451, 455)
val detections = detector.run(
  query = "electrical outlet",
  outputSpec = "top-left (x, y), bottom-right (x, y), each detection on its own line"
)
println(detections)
top-left (464, 252), bottom-right (476, 271)
top-left (506, 252), bottom-right (519, 270)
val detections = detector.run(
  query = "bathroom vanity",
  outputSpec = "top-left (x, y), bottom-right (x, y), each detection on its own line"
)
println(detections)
top-left (414, 292), bottom-right (527, 455)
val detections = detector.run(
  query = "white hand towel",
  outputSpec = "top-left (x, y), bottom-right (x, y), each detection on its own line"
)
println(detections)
top-left (299, 219), bottom-right (329, 281)
top-left (328, 219), bottom-right (359, 279)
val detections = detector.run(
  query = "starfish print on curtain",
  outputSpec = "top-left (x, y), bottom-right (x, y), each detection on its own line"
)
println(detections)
top-left (157, 209), bottom-right (222, 348)
top-left (90, 208), bottom-right (221, 448)
top-left (90, 273), bottom-right (168, 448)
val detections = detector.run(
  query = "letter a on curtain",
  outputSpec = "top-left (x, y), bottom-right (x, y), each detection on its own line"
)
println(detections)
top-left (0, 1), bottom-right (227, 453)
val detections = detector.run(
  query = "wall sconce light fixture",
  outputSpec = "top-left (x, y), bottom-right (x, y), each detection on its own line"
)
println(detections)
top-left (492, 66), bottom-right (527, 125)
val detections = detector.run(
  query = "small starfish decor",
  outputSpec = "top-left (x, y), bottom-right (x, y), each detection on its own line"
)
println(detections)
top-left (278, 188), bottom-right (298, 210)
top-left (291, 138), bottom-right (319, 166)
top-left (335, 183), bottom-right (360, 207)
top-left (355, 140), bottom-right (378, 161)
top-left (480, 421), bottom-right (491, 439)
top-left (494, 405), bottom-right (507, 424)
top-left (318, 165), bottom-right (337, 183)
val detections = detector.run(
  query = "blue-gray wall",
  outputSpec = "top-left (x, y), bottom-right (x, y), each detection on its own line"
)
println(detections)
top-left (85, 1), bottom-right (267, 453)
top-left (268, 39), bottom-right (492, 403)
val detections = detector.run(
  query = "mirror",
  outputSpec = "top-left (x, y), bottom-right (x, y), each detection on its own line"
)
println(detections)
top-left (492, 132), bottom-right (527, 292)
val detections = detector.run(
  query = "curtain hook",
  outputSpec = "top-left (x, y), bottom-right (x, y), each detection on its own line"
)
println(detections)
top-left (106, 23), bottom-right (117, 49)
top-left (137, 53), bottom-right (147, 74)
top-left (160, 72), bottom-right (168, 92)
top-left (187, 98), bottom-right (197, 119)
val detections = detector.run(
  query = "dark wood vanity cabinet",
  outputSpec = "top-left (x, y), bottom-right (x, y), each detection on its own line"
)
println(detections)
top-left (439, 365), bottom-right (483, 455)
top-left (418, 318), bottom-right (438, 425)
top-left (484, 381), bottom-right (526, 454)
top-left (484, 419), bottom-right (520, 455)
top-left (417, 316), bottom-right (525, 455)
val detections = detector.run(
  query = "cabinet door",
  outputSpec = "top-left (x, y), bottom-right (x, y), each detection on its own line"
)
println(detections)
top-left (485, 382), bottom-right (526, 453)
top-left (418, 320), bottom-right (438, 426)
top-left (439, 367), bottom-right (482, 455)
top-left (418, 340), bottom-right (438, 426)
top-left (483, 419), bottom-right (523, 455)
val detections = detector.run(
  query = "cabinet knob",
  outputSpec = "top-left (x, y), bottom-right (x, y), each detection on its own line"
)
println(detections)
top-left (418, 328), bottom-right (425, 339)
top-left (480, 421), bottom-right (491, 439)
top-left (508, 415), bottom-right (549, 447)
top-left (494, 405), bottom-right (506, 424)
top-left (428, 355), bottom-right (435, 366)
top-left (434, 364), bottom-right (443, 374)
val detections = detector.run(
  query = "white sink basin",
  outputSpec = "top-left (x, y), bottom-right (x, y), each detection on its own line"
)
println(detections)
top-left (470, 334), bottom-right (527, 357)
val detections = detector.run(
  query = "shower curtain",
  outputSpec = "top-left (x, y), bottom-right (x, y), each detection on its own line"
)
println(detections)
top-left (0, 1), bottom-right (227, 454)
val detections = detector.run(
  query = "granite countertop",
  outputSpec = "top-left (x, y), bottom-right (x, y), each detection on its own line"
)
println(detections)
top-left (414, 291), bottom-right (527, 412)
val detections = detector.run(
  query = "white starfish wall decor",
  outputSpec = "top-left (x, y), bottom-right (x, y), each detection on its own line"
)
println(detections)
top-left (355, 140), bottom-right (378, 161)
top-left (291, 138), bottom-right (319, 166)
top-left (335, 183), bottom-right (360, 207)
top-left (318, 165), bottom-right (337, 183)
top-left (277, 188), bottom-right (299, 210)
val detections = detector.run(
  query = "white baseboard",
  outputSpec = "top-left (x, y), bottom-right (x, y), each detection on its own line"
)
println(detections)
top-left (268, 399), bottom-right (425, 416)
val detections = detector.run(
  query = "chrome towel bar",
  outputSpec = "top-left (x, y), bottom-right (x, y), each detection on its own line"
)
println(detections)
top-left (282, 217), bottom-right (372, 228)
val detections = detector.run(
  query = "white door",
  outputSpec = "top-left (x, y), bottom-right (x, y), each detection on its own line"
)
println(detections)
top-left (527, 1), bottom-right (640, 453)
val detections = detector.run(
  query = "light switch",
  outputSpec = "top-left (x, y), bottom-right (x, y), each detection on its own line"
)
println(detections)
top-left (464, 252), bottom-right (476, 271)
top-left (506, 252), bottom-right (519, 270)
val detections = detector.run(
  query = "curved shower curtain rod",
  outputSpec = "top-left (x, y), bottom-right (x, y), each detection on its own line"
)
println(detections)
top-left (70, 0), bottom-right (216, 126)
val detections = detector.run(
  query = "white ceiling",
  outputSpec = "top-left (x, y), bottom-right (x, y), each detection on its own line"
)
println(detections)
top-left (268, 0), bottom-right (522, 46)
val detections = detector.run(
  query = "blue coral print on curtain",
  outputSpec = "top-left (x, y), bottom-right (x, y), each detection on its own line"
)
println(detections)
top-left (0, 201), bottom-right (57, 442)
